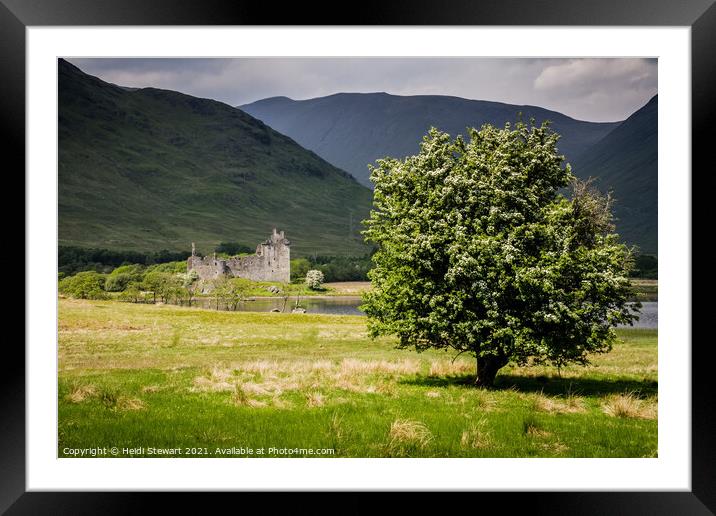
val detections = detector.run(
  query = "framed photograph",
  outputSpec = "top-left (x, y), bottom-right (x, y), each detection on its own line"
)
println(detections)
top-left (5, 0), bottom-right (712, 512)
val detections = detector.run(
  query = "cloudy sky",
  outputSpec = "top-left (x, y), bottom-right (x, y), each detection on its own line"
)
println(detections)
top-left (67, 57), bottom-right (657, 122)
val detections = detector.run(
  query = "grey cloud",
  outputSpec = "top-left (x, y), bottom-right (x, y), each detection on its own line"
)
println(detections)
top-left (66, 57), bottom-right (657, 122)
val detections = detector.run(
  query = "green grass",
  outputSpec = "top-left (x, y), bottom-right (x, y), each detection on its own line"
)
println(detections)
top-left (58, 299), bottom-right (657, 458)
top-left (631, 279), bottom-right (658, 302)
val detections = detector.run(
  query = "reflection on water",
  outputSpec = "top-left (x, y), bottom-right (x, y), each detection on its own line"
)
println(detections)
top-left (187, 297), bottom-right (657, 329)
top-left (624, 301), bottom-right (657, 329)
top-left (191, 296), bottom-right (365, 316)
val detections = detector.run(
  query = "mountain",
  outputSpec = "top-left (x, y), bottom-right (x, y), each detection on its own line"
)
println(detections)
top-left (240, 93), bottom-right (620, 187)
top-left (58, 59), bottom-right (373, 256)
top-left (571, 95), bottom-right (657, 254)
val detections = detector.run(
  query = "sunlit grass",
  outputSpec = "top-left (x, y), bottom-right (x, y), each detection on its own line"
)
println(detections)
top-left (58, 298), bottom-right (657, 458)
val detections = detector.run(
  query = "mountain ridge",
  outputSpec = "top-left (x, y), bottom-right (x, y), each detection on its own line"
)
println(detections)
top-left (240, 92), bottom-right (622, 188)
top-left (247, 91), bottom-right (620, 124)
top-left (58, 59), bottom-right (373, 256)
top-left (571, 94), bottom-right (658, 254)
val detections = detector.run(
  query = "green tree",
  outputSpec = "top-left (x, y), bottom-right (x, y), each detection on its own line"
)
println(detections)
top-left (362, 123), bottom-right (639, 387)
top-left (177, 270), bottom-right (199, 306)
top-left (58, 271), bottom-right (108, 300)
top-left (118, 282), bottom-right (144, 303)
top-left (290, 258), bottom-right (311, 282)
top-left (157, 274), bottom-right (183, 304)
top-left (142, 271), bottom-right (174, 303)
top-left (104, 272), bottom-right (134, 292)
top-left (213, 277), bottom-right (252, 310)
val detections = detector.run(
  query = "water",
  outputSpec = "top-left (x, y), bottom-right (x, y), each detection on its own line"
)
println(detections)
top-left (191, 296), bottom-right (366, 316)
top-left (627, 301), bottom-right (657, 329)
top-left (189, 297), bottom-right (658, 328)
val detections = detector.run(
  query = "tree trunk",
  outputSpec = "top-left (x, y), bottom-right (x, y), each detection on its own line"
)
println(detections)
top-left (475, 355), bottom-right (508, 387)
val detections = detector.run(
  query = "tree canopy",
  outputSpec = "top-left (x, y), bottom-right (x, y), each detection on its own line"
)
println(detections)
top-left (361, 122), bottom-right (639, 386)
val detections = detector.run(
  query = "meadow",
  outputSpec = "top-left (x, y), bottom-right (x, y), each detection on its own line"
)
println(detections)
top-left (58, 298), bottom-right (657, 458)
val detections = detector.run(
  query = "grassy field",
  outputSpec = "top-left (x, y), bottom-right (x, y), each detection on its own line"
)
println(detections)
top-left (58, 299), bottom-right (657, 458)
top-left (631, 279), bottom-right (658, 302)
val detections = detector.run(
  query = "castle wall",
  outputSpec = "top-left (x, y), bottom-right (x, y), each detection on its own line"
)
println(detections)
top-left (187, 229), bottom-right (290, 284)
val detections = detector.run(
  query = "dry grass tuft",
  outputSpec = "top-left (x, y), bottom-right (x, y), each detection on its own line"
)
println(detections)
top-left (189, 358), bottom-right (421, 401)
top-left (141, 385), bottom-right (162, 393)
top-left (310, 360), bottom-right (334, 372)
top-left (522, 414), bottom-right (550, 437)
top-left (428, 360), bottom-right (474, 377)
top-left (602, 393), bottom-right (657, 419)
top-left (460, 421), bottom-right (492, 449)
top-left (472, 391), bottom-right (498, 411)
top-left (425, 390), bottom-right (441, 398)
top-left (65, 384), bottom-right (97, 403)
top-left (306, 391), bottom-right (325, 407)
top-left (116, 397), bottom-right (146, 411)
top-left (388, 419), bottom-right (433, 449)
top-left (230, 385), bottom-right (269, 408)
top-left (192, 366), bottom-right (236, 392)
top-left (532, 392), bottom-right (586, 414)
top-left (539, 440), bottom-right (568, 454)
top-left (329, 413), bottom-right (344, 439)
top-left (271, 398), bottom-right (294, 410)
top-left (340, 359), bottom-right (420, 376)
top-left (526, 426), bottom-right (551, 438)
top-left (240, 382), bottom-right (272, 396)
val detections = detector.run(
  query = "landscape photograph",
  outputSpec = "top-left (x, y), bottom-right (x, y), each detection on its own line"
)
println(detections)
top-left (57, 57), bottom-right (658, 458)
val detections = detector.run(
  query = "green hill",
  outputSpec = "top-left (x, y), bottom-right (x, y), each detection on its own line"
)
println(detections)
top-left (571, 95), bottom-right (657, 254)
top-left (58, 59), bottom-right (374, 257)
top-left (240, 93), bottom-right (620, 188)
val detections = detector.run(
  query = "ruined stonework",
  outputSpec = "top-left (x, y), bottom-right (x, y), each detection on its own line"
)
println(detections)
top-left (187, 229), bottom-right (290, 283)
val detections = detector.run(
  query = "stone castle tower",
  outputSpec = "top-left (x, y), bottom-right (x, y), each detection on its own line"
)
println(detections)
top-left (187, 228), bottom-right (290, 283)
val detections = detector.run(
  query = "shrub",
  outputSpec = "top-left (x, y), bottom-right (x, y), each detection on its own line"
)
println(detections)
top-left (290, 258), bottom-right (311, 282)
top-left (305, 270), bottom-right (325, 290)
top-left (58, 271), bottom-right (108, 300)
top-left (104, 272), bottom-right (134, 292)
top-left (145, 261), bottom-right (187, 274)
top-left (117, 283), bottom-right (144, 303)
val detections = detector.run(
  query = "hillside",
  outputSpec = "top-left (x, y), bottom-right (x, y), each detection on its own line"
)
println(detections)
top-left (58, 60), bottom-right (374, 257)
top-left (571, 95), bottom-right (657, 254)
top-left (240, 93), bottom-right (620, 187)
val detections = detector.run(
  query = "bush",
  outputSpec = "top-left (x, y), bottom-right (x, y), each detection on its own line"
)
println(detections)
top-left (117, 283), bottom-right (145, 303)
top-left (305, 270), bottom-right (325, 290)
top-left (213, 277), bottom-right (252, 310)
top-left (104, 272), bottom-right (134, 292)
top-left (58, 271), bottom-right (108, 300)
top-left (290, 258), bottom-right (311, 282)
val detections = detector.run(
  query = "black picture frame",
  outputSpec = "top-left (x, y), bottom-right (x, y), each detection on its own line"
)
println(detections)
top-left (4, 1), bottom-right (712, 513)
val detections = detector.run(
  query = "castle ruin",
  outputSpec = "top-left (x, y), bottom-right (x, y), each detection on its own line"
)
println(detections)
top-left (187, 229), bottom-right (290, 283)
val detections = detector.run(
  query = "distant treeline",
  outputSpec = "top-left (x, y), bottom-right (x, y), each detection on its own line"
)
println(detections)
top-left (292, 254), bottom-right (374, 282)
top-left (60, 244), bottom-right (377, 283)
top-left (214, 242), bottom-right (254, 255)
top-left (631, 254), bottom-right (657, 279)
top-left (59, 246), bottom-right (191, 275)
top-left (60, 244), bottom-right (653, 282)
